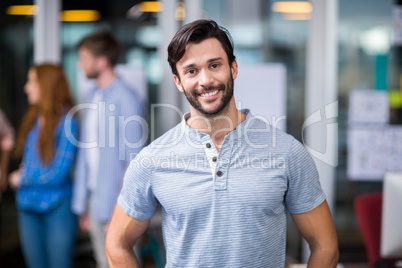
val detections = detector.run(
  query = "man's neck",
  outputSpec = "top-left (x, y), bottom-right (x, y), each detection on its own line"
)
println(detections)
top-left (187, 99), bottom-right (246, 150)
top-left (96, 68), bottom-right (117, 89)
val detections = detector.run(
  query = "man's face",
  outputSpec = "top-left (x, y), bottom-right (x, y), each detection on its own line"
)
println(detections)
top-left (78, 47), bottom-right (101, 79)
top-left (173, 38), bottom-right (238, 117)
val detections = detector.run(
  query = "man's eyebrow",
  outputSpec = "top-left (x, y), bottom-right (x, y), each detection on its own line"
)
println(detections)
top-left (182, 63), bottom-right (196, 70)
top-left (182, 57), bottom-right (224, 70)
top-left (207, 57), bottom-right (223, 63)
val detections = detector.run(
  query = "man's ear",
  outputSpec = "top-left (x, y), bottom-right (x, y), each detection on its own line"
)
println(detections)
top-left (97, 55), bottom-right (109, 70)
top-left (173, 75), bottom-right (184, 93)
top-left (231, 60), bottom-right (238, 80)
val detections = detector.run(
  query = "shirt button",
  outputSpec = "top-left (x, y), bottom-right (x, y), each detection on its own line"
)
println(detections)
top-left (206, 143), bottom-right (211, 148)
top-left (212, 156), bottom-right (217, 162)
top-left (216, 171), bottom-right (223, 177)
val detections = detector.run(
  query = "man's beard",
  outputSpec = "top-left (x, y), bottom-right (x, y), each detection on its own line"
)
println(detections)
top-left (182, 74), bottom-right (234, 117)
top-left (85, 69), bottom-right (100, 79)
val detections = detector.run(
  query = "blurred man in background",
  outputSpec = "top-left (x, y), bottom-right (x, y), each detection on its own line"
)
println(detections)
top-left (72, 32), bottom-right (145, 268)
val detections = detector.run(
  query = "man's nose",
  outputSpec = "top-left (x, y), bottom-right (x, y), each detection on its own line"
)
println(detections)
top-left (198, 69), bottom-right (214, 87)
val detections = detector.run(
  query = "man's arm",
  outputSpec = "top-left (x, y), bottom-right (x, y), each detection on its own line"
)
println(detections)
top-left (106, 204), bottom-right (150, 267)
top-left (291, 200), bottom-right (339, 268)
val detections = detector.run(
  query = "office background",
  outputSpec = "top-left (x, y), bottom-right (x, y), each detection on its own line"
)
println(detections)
top-left (1, 0), bottom-right (401, 266)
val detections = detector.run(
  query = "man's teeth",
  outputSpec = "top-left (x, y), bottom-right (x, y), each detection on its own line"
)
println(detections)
top-left (200, 90), bottom-right (218, 97)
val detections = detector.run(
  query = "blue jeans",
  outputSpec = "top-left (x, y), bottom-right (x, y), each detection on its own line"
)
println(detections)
top-left (18, 200), bottom-right (77, 268)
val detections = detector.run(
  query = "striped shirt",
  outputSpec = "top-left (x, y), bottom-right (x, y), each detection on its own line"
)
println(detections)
top-left (17, 114), bottom-right (78, 212)
top-left (72, 77), bottom-right (145, 222)
top-left (118, 109), bottom-right (325, 267)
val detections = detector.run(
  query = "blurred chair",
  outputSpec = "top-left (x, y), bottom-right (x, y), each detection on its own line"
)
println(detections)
top-left (354, 192), bottom-right (397, 267)
top-left (354, 192), bottom-right (383, 265)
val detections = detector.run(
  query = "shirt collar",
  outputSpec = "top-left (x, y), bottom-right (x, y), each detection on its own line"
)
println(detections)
top-left (181, 109), bottom-right (253, 142)
top-left (90, 76), bottom-right (122, 97)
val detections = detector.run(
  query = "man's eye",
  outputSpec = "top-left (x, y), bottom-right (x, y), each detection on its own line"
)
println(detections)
top-left (210, 63), bottom-right (219, 69)
top-left (187, 69), bottom-right (196, 75)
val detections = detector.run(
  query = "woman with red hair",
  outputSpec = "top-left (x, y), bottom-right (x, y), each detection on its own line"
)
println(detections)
top-left (9, 64), bottom-right (78, 268)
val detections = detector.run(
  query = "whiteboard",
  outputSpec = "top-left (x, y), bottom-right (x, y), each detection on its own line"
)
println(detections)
top-left (234, 63), bottom-right (287, 130)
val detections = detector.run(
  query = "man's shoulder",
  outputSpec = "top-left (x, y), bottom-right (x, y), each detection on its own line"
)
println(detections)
top-left (111, 78), bottom-right (142, 101)
top-left (246, 114), bottom-right (295, 146)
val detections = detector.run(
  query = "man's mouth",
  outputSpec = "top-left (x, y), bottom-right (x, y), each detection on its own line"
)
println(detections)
top-left (200, 90), bottom-right (219, 97)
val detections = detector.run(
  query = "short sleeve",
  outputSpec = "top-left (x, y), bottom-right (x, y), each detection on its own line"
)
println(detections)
top-left (117, 153), bottom-right (158, 220)
top-left (285, 138), bottom-right (326, 214)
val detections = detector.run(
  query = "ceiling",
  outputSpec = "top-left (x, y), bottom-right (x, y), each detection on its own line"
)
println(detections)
top-left (0, 0), bottom-right (146, 23)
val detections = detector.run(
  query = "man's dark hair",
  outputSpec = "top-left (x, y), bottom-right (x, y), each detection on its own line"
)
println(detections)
top-left (78, 32), bottom-right (122, 67)
top-left (167, 19), bottom-right (236, 78)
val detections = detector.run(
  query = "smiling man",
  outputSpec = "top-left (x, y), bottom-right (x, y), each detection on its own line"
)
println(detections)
top-left (106, 19), bottom-right (339, 267)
